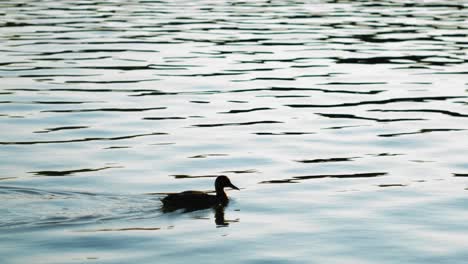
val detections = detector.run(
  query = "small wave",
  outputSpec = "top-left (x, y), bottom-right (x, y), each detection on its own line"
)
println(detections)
top-left (287, 96), bottom-right (466, 108)
top-left (316, 113), bottom-right (425, 122)
top-left (0, 186), bottom-right (163, 229)
top-left (334, 55), bottom-right (465, 66)
top-left (34, 126), bottom-right (89, 134)
top-left (228, 86), bottom-right (384, 95)
top-left (219, 107), bottom-right (273, 114)
top-left (41, 107), bottom-right (166, 113)
top-left (143, 117), bottom-right (186, 120)
top-left (29, 166), bottom-right (120, 177)
top-left (64, 78), bottom-right (160, 84)
top-left (170, 174), bottom-right (221, 179)
top-left (295, 157), bottom-right (359, 163)
top-left (188, 154), bottom-right (228, 159)
top-left (377, 184), bottom-right (408, 188)
top-left (0, 132), bottom-right (167, 145)
top-left (222, 169), bottom-right (258, 174)
top-left (369, 109), bottom-right (468, 118)
top-left (192, 120), bottom-right (282, 127)
top-left (378, 128), bottom-right (465, 137)
top-left (260, 172), bottom-right (387, 184)
top-left (79, 227), bottom-right (161, 232)
top-left (253, 132), bottom-right (314, 136)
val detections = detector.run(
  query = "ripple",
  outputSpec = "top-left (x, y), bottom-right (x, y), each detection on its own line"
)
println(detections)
top-left (81, 227), bottom-right (161, 232)
top-left (253, 132), bottom-right (314, 136)
top-left (229, 86), bottom-right (384, 95)
top-left (234, 77), bottom-right (296, 82)
top-left (192, 120), bottom-right (282, 127)
top-left (33, 49), bottom-right (159, 56)
top-left (34, 126), bottom-right (89, 133)
top-left (260, 172), bottom-right (388, 184)
top-left (219, 107), bottom-right (273, 114)
top-left (104, 146), bottom-right (131, 150)
top-left (170, 174), bottom-right (221, 179)
top-left (188, 154), bottom-right (228, 159)
top-left (29, 166), bottom-right (120, 177)
top-left (34, 101), bottom-right (97, 105)
top-left (378, 128), bottom-right (466, 137)
top-left (42, 107), bottom-right (166, 113)
top-left (378, 184), bottom-right (408, 188)
top-left (318, 82), bottom-right (387, 85)
top-left (222, 169), bottom-right (258, 174)
top-left (369, 109), bottom-right (468, 118)
top-left (295, 157), bottom-right (359, 163)
top-left (322, 125), bottom-right (368, 130)
top-left (7, 88), bottom-right (167, 94)
top-left (0, 132), bottom-right (167, 145)
top-left (18, 74), bottom-right (100, 78)
top-left (64, 78), bottom-right (160, 84)
top-left (367, 153), bottom-right (404, 157)
top-left (287, 96), bottom-right (466, 108)
top-left (143, 117), bottom-right (186, 120)
top-left (316, 113), bottom-right (425, 122)
top-left (334, 55), bottom-right (465, 65)
top-left (158, 72), bottom-right (244, 77)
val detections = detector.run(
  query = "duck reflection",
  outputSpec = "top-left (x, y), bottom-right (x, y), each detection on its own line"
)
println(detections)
top-left (214, 203), bottom-right (240, 227)
top-left (161, 198), bottom-right (239, 226)
top-left (214, 204), bottom-right (228, 226)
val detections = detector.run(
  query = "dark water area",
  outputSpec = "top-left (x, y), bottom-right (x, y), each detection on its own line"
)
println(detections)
top-left (1, 0), bottom-right (468, 263)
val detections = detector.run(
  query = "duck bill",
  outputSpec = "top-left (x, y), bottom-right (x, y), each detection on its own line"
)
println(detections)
top-left (229, 183), bottom-right (240, 190)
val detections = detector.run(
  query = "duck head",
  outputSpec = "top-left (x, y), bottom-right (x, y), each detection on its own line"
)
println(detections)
top-left (215, 175), bottom-right (240, 191)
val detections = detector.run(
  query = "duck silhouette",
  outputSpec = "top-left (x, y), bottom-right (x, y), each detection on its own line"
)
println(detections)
top-left (161, 175), bottom-right (239, 212)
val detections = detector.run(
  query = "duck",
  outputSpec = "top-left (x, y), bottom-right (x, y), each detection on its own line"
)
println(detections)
top-left (161, 175), bottom-right (239, 212)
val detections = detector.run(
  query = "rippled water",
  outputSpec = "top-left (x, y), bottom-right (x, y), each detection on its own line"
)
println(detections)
top-left (1, 0), bottom-right (468, 263)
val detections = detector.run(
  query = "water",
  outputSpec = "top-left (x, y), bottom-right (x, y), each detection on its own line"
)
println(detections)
top-left (1, 0), bottom-right (468, 263)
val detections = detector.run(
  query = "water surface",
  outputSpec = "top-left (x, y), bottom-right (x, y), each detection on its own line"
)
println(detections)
top-left (1, 0), bottom-right (468, 263)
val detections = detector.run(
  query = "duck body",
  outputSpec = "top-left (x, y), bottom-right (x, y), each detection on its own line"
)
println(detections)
top-left (162, 191), bottom-right (224, 210)
top-left (161, 176), bottom-right (239, 212)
